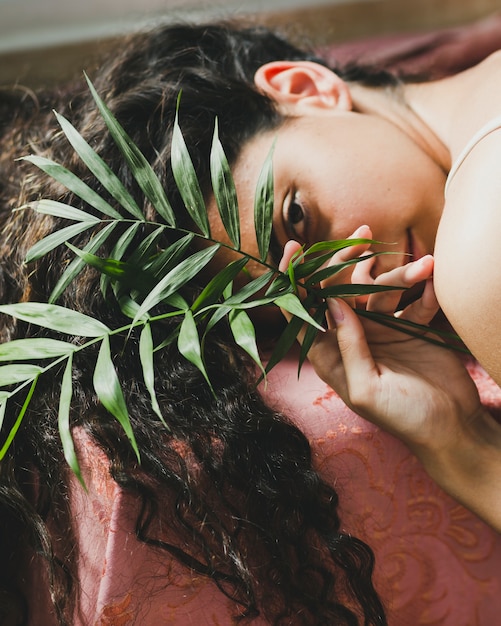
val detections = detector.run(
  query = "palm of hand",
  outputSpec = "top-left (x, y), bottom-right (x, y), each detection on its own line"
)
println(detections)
top-left (309, 304), bottom-right (481, 451)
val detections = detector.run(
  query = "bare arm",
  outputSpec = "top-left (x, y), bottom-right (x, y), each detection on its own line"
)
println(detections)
top-left (435, 129), bottom-right (501, 387)
top-left (325, 295), bottom-right (501, 531)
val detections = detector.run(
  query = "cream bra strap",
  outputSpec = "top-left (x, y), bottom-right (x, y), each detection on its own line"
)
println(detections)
top-left (445, 114), bottom-right (501, 197)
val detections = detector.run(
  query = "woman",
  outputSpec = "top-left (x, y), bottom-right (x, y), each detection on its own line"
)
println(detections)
top-left (154, 18), bottom-right (501, 533)
top-left (247, 33), bottom-right (501, 532)
top-left (0, 20), bottom-right (394, 626)
top-left (0, 17), bottom-right (499, 625)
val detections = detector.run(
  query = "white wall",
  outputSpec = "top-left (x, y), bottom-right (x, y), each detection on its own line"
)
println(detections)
top-left (0, 0), bottom-right (355, 53)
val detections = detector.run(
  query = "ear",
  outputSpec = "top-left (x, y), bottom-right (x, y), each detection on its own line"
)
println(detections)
top-left (254, 61), bottom-right (352, 114)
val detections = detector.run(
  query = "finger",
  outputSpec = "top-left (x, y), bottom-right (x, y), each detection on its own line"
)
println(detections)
top-left (351, 251), bottom-right (376, 285)
top-left (320, 297), bottom-right (378, 409)
top-left (279, 240), bottom-right (303, 273)
top-left (366, 255), bottom-right (434, 314)
top-left (351, 252), bottom-right (376, 308)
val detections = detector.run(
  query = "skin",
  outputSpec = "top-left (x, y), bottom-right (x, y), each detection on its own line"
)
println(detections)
top-left (208, 52), bottom-right (501, 531)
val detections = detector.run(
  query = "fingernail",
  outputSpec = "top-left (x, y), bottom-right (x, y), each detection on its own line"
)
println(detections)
top-left (351, 225), bottom-right (367, 237)
top-left (330, 298), bottom-right (344, 322)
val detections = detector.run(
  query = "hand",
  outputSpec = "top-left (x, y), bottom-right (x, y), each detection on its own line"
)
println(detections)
top-left (280, 232), bottom-right (501, 530)
top-left (280, 232), bottom-right (481, 451)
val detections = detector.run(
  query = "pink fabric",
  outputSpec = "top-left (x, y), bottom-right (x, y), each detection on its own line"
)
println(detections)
top-left (59, 356), bottom-right (501, 625)
top-left (264, 353), bottom-right (501, 626)
top-left (68, 432), bottom-right (247, 626)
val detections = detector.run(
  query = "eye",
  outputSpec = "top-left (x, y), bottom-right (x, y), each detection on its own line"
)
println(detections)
top-left (284, 191), bottom-right (308, 242)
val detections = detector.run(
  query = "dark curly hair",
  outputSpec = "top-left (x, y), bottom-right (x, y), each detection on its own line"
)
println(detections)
top-left (0, 20), bottom-right (392, 625)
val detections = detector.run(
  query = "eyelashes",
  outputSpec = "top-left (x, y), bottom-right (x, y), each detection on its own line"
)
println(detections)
top-left (284, 191), bottom-right (308, 242)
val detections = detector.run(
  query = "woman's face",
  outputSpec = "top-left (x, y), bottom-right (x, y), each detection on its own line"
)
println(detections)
top-left (208, 108), bottom-right (446, 281)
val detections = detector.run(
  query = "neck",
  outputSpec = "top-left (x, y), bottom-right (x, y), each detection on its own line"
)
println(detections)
top-left (349, 80), bottom-right (452, 174)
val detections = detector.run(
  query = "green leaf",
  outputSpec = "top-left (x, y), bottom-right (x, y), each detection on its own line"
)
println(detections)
top-left (0, 364), bottom-right (43, 386)
top-left (304, 238), bottom-right (378, 256)
top-left (264, 272), bottom-right (293, 297)
top-left (206, 295), bottom-right (282, 323)
top-left (0, 377), bottom-right (38, 460)
top-left (126, 225), bottom-right (165, 268)
top-left (25, 221), bottom-right (97, 263)
top-left (54, 110), bottom-right (144, 220)
top-left (85, 73), bottom-right (176, 227)
top-left (317, 284), bottom-right (402, 298)
top-left (93, 335), bottom-right (140, 461)
top-left (264, 315), bottom-right (304, 375)
top-left (30, 199), bottom-right (101, 222)
top-left (110, 222), bottom-right (142, 261)
top-left (204, 269), bottom-right (275, 332)
top-left (171, 104), bottom-right (210, 236)
top-left (210, 119), bottom-right (239, 247)
top-left (0, 302), bottom-right (110, 337)
top-left (292, 243), bottom-right (383, 281)
top-left (221, 270), bottom-right (275, 306)
top-left (300, 252), bottom-right (393, 286)
top-left (145, 233), bottom-right (194, 280)
top-left (0, 338), bottom-right (76, 361)
top-left (132, 244), bottom-right (220, 324)
top-left (109, 225), bottom-right (167, 302)
top-left (101, 222), bottom-right (142, 297)
top-left (291, 251), bottom-right (337, 280)
top-left (302, 255), bottom-right (373, 286)
top-left (254, 141), bottom-right (275, 261)
top-left (50, 221), bottom-right (117, 303)
top-left (117, 294), bottom-right (142, 319)
top-left (58, 354), bottom-right (85, 488)
top-left (178, 310), bottom-right (211, 388)
top-left (66, 243), bottom-right (155, 294)
top-left (139, 323), bottom-right (166, 426)
top-left (355, 309), bottom-right (469, 353)
top-left (162, 293), bottom-right (190, 312)
top-left (21, 155), bottom-right (122, 219)
top-left (229, 309), bottom-right (265, 376)
top-left (0, 394), bottom-right (8, 432)
top-left (70, 248), bottom-right (129, 279)
top-left (273, 293), bottom-right (324, 330)
top-left (297, 302), bottom-right (327, 375)
top-left (192, 256), bottom-right (248, 313)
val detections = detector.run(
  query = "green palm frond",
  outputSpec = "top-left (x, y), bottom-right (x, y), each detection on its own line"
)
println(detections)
top-left (0, 77), bottom-right (464, 478)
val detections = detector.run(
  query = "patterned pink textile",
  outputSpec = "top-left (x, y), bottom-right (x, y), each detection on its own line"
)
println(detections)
top-left (264, 353), bottom-right (501, 626)
top-left (58, 355), bottom-right (501, 625)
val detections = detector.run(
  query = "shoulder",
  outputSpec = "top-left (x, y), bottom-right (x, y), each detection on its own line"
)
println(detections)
top-left (433, 51), bottom-right (501, 386)
top-left (447, 51), bottom-right (501, 156)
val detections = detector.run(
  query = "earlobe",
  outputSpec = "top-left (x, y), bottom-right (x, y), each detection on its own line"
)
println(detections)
top-left (254, 61), bottom-right (352, 114)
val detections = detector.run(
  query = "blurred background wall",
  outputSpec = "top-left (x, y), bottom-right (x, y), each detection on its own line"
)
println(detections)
top-left (1, 0), bottom-right (500, 86)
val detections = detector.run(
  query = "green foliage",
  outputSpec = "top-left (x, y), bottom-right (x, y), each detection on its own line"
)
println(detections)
top-left (0, 77), bottom-right (463, 477)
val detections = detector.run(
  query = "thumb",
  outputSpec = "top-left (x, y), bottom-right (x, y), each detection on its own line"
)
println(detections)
top-left (278, 240), bottom-right (303, 273)
top-left (323, 297), bottom-right (379, 411)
